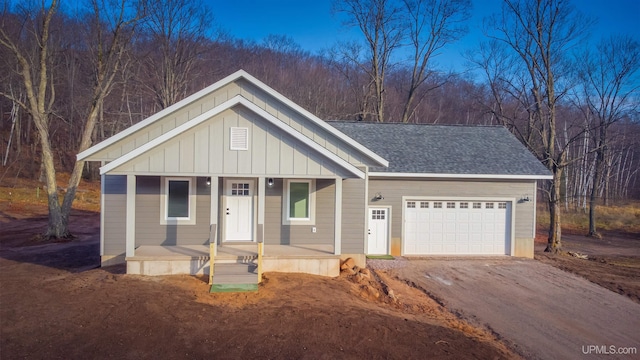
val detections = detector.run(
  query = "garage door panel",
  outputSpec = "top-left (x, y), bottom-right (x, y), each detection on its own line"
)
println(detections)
top-left (404, 200), bottom-right (511, 256)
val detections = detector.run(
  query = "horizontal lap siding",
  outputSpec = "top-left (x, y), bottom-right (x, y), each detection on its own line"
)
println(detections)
top-left (264, 179), bottom-right (335, 246)
top-left (103, 175), bottom-right (126, 256)
top-left (368, 179), bottom-right (535, 239)
top-left (135, 176), bottom-right (211, 246)
top-left (341, 178), bottom-right (366, 254)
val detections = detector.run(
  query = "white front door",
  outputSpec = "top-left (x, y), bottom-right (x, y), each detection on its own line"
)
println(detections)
top-left (224, 180), bottom-right (254, 241)
top-left (368, 208), bottom-right (389, 254)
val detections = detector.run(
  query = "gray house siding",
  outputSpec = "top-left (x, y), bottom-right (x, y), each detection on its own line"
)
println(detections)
top-left (368, 179), bottom-right (536, 257)
top-left (237, 79), bottom-right (369, 167)
top-left (103, 175), bottom-right (127, 257)
top-left (135, 176), bottom-right (211, 246)
top-left (111, 107), bottom-right (350, 179)
top-left (264, 178), bottom-right (335, 247)
top-left (340, 178), bottom-right (367, 254)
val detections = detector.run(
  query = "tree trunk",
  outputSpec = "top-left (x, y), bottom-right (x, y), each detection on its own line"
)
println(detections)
top-left (545, 168), bottom-right (562, 253)
top-left (588, 129), bottom-right (606, 237)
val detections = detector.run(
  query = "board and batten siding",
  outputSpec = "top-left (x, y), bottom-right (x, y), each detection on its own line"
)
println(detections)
top-left (135, 176), bottom-right (211, 246)
top-left (264, 178), bottom-right (335, 247)
top-left (237, 78), bottom-right (369, 167)
top-left (93, 82), bottom-right (242, 161)
top-left (103, 175), bottom-right (127, 258)
top-left (368, 179), bottom-right (537, 257)
top-left (111, 107), bottom-right (349, 178)
top-left (341, 177), bottom-right (367, 254)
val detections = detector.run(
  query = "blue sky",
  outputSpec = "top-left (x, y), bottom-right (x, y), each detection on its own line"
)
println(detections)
top-left (213, 0), bottom-right (640, 72)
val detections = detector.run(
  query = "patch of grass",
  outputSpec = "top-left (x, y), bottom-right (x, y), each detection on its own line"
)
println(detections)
top-left (366, 255), bottom-right (395, 260)
top-left (0, 173), bottom-right (101, 215)
top-left (537, 202), bottom-right (640, 234)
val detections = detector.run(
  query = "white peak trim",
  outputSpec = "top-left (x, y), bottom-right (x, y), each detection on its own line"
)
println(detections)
top-left (78, 70), bottom-right (250, 161)
top-left (368, 172), bottom-right (554, 180)
top-left (99, 95), bottom-right (365, 179)
top-left (79, 69), bottom-right (386, 169)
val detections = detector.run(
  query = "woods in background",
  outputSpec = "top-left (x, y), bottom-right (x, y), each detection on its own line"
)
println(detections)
top-left (1, 0), bottom-right (638, 244)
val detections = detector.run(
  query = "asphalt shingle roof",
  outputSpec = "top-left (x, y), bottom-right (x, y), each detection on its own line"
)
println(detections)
top-left (329, 121), bottom-right (551, 176)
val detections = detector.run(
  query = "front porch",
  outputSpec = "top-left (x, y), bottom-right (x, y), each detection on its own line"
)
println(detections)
top-left (126, 244), bottom-right (341, 277)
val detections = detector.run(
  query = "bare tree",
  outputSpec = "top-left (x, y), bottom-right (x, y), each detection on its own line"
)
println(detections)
top-left (577, 35), bottom-right (640, 237)
top-left (399, 0), bottom-right (470, 123)
top-left (0, 0), bottom-right (140, 239)
top-left (139, 0), bottom-right (213, 109)
top-left (334, 0), bottom-right (404, 122)
top-left (484, 0), bottom-right (592, 253)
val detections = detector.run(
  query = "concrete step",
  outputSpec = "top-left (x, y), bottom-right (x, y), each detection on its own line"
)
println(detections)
top-left (212, 263), bottom-right (258, 285)
top-left (214, 263), bottom-right (256, 275)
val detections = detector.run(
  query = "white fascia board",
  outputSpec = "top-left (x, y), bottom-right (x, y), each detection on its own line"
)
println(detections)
top-left (237, 98), bottom-right (365, 179)
top-left (78, 70), bottom-right (249, 161)
top-left (81, 69), bottom-right (388, 169)
top-left (100, 95), bottom-right (365, 179)
top-left (237, 72), bottom-right (388, 168)
top-left (368, 172), bottom-right (554, 180)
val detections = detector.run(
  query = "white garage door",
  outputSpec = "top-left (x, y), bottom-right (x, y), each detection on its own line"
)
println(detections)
top-left (404, 200), bottom-right (511, 255)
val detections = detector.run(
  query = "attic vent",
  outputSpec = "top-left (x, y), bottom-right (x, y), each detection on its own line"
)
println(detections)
top-left (230, 127), bottom-right (248, 150)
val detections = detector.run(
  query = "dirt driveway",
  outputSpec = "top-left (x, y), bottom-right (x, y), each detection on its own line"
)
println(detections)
top-left (377, 258), bottom-right (640, 359)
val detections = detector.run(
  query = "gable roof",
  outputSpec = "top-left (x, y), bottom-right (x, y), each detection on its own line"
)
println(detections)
top-left (78, 70), bottom-right (387, 169)
top-left (330, 122), bottom-right (552, 179)
top-left (98, 96), bottom-right (367, 178)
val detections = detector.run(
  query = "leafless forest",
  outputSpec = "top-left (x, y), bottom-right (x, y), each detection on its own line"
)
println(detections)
top-left (1, 0), bottom-right (638, 243)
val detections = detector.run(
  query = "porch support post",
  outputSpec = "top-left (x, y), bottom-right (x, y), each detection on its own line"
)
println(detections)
top-left (125, 174), bottom-right (136, 258)
top-left (334, 177), bottom-right (342, 255)
top-left (99, 172), bottom-right (105, 257)
top-left (209, 176), bottom-right (219, 249)
top-left (258, 177), bottom-right (265, 255)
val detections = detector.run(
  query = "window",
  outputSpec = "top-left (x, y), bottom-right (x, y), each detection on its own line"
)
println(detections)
top-left (498, 202), bottom-right (507, 209)
top-left (486, 202), bottom-right (494, 209)
top-left (420, 201), bottom-right (429, 208)
top-left (472, 202), bottom-right (482, 209)
top-left (433, 202), bottom-right (442, 208)
top-left (284, 180), bottom-right (315, 224)
top-left (289, 182), bottom-right (309, 219)
top-left (230, 127), bottom-right (248, 150)
top-left (460, 202), bottom-right (468, 209)
top-left (447, 202), bottom-right (456, 209)
top-left (371, 209), bottom-right (386, 220)
top-left (231, 182), bottom-right (250, 196)
top-left (167, 180), bottom-right (190, 218)
top-left (407, 201), bottom-right (416, 208)
top-left (161, 177), bottom-right (197, 225)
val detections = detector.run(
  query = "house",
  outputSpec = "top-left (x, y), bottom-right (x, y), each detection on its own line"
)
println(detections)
top-left (78, 70), bottom-right (552, 284)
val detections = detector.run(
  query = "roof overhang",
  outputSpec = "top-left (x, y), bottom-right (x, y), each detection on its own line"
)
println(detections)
top-left (78, 70), bottom-right (387, 168)
top-left (97, 95), bottom-right (366, 179)
top-left (368, 172), bottom-right (554, 180)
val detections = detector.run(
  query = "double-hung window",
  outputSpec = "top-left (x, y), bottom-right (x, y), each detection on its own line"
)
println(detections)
top-left (283, 179), bottom-right (315, 225)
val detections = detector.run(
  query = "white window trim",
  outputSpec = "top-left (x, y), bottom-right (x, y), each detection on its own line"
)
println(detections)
top-left (282, 179), bottom-right (316, 225)
top-left (160, 177), bottom-right (197, 225)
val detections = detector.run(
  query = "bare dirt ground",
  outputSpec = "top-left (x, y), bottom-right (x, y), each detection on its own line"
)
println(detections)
top-left (534, 231), bottom-right (640, 304)
top-left (374, 258), bottom-right (640, 360)
top-left (0, 206), bottom-right (515, 359)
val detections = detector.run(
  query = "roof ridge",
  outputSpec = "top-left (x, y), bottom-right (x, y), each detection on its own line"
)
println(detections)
top-left (327, 120), bottom-right (504, 128)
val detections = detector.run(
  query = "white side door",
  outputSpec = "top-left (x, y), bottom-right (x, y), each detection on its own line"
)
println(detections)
top-left (368, 208), bottom-right (389, 254)
top-left (224, 180), bottom-right (253, 241)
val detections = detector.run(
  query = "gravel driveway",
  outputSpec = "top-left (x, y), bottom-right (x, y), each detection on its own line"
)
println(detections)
top-left (371, 258), bottom-right (640, 359)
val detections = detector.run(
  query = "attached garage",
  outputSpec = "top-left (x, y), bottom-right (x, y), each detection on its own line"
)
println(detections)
top-left (330, 121), bottom-right (553, 259)
top-left (403, 199), bottom-right (512, 255)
